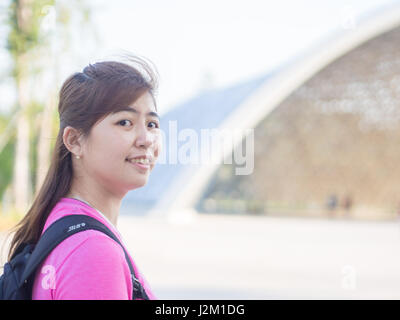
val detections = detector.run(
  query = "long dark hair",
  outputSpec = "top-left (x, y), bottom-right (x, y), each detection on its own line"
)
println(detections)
top-left (7, 56), bottom-right (158, 260)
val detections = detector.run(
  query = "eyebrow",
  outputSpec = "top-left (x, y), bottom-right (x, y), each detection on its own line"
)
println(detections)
top-left (112, 107), bottom-right (160, 120)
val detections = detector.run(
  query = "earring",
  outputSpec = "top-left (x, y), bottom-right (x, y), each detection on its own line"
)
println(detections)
top-left (75, 155), bottom-right (80, 159)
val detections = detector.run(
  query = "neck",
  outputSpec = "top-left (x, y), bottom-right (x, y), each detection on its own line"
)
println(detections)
top-left (66, 182), bottom-right (123, 227)
top-left (66, 160), bottom-right (129, 227)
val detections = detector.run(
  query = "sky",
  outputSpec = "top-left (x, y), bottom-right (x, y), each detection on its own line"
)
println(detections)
top-left (0, 0), bottom-right (399, 115)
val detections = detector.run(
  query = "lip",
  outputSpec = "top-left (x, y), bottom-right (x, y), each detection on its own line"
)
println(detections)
top-left (126, 158), bottom-right (151, 173)
top-left (126, 154), bottom-right (153, 162)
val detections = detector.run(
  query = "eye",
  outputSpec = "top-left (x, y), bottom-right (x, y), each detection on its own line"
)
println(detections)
top-left (148, 121), bottom-right (159, 129)
top-left (118, 119), bottom-right (132, 127)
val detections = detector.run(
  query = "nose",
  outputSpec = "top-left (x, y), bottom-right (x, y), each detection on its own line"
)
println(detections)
top-left (134, 122), bottom-right (153, 149)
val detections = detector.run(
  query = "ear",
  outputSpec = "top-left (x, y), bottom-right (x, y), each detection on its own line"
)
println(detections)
top-left (63, 126), bottom-right (84, 157)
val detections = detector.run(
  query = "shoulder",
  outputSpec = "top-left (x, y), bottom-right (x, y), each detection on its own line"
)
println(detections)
top-left (54, 229), bottom-right (127, 270)
top-left (33, 229), bottom-right (132, 300)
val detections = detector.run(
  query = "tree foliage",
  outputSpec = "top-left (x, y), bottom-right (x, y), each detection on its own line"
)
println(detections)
top-left (7, 0), bottom-right (55, 78)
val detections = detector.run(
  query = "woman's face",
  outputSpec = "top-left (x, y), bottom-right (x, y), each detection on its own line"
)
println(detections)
top-left (81, 91), bottom-right (161, 195)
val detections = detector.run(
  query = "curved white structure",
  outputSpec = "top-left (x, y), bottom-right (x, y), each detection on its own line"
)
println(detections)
top-left (148, 4), bottom-right (400, 218)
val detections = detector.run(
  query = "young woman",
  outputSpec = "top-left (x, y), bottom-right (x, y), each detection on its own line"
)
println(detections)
top-left (6, 56), bottom-right (161, 299)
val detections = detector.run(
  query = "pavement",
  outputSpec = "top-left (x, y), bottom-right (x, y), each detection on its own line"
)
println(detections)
top-left (2, 212), bottom-right (400, 299)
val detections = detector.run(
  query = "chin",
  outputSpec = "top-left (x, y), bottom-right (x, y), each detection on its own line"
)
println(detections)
top-left (127, 178), bottom-right (148, 190)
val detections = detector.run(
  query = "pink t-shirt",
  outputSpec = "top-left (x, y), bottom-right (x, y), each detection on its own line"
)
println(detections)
top-left (31, 197), bottom-right (156, 300)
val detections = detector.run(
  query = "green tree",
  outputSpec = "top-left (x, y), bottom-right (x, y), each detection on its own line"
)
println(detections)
top-left (7, 0), bottom-right (55, 214)
top-left (0, 114), bottom-right (15, 208)
top-left (2, 0), bottom-right (95, 215)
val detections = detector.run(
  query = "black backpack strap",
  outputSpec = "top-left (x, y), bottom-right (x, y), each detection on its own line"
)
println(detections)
top-left (20, 214), bottom-right (149, 300)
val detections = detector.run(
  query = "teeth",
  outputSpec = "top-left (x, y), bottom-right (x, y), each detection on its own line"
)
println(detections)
top-left (129, 158), bottom-right (149, 164)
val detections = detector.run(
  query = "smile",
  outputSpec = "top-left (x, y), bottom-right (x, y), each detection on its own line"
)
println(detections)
top-left (126, 159), bottom-right (150, 172)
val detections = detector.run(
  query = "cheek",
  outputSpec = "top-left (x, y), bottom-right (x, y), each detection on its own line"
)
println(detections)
top-left (87, 132), bottom-right (128, 167)
top-left (152, 133), bottom-right (162, 158)
top-left (151, 140), bottom-right (162, 171)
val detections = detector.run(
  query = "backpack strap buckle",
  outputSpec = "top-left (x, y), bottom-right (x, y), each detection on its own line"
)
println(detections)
top-left (131, 275), bottom-right (149, 300)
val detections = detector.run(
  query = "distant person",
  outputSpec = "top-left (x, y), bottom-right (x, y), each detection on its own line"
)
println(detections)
top-left (326, 194), bottom-right (338, 217)
top-left (342, 195), bottom-right (353, 217)
top-left (4, 57), bottom-right (161, 299)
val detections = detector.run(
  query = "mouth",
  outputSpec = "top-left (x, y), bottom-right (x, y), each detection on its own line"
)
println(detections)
top-left (125, 157), bottom-right (151, 172)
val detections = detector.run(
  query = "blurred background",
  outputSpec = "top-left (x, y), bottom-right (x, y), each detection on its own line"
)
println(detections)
top-left (1, 0), bottom-right (400, 299)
